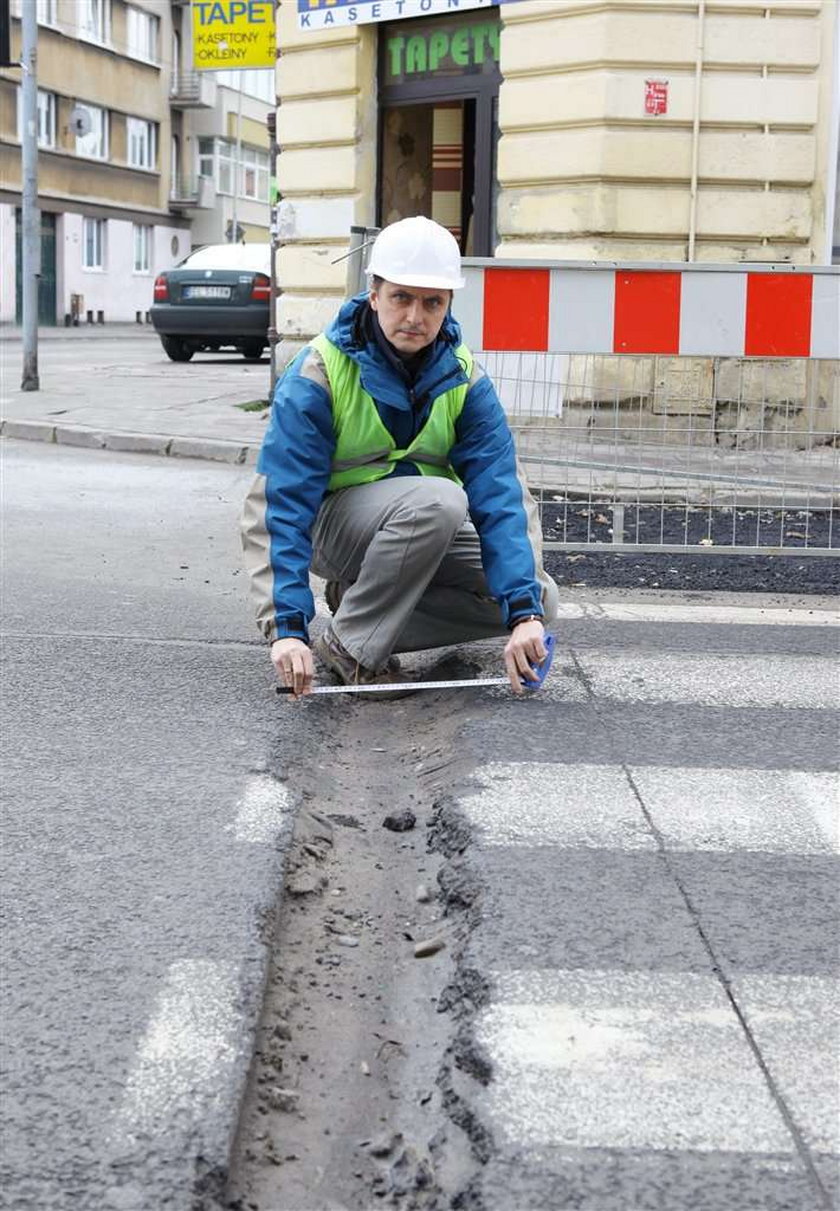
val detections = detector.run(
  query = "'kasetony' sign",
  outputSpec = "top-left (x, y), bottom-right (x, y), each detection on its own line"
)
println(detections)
top-left (193, 0), bottom-right (276, 69)
top-left (298, 0), bottom-right (521, 32)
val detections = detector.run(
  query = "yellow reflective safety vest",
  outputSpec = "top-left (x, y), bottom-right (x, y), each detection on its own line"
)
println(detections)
top-left (311, 332), bottom-right (473, 492)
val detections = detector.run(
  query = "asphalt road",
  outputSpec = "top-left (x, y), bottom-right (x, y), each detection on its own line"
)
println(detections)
top-left (0, 441), bottom-right (295, 1210)
top-left (1, 439), bottom-right (838, 1210)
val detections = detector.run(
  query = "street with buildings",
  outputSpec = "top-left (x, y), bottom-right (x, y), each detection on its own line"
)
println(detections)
top-left (1, 1), bottom-right (274, 327)
top-left (1, 336), bottom-right (838, 1209)
top-left (1, 0), bottom-right (839, 1207)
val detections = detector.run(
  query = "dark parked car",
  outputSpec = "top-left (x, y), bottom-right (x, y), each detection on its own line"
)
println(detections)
top-left (150, 243), bottom-right (270, 362)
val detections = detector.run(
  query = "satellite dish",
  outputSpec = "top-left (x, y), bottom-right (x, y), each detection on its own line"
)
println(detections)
top-left (69, 106), bottom-right (92, 137)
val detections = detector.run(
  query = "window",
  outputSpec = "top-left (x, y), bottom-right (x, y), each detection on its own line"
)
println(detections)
top-left (215, 69), bottom-right (274, 103)
top-left (217, 140), bottom-right (234, 195)
top-left (79, 0), bottom-right (109, 44)
top-left (37, 0), bottom-right (58, 25)
top-left (198, 137), bottom-right (215, 179)
top-left (133, 224), bottom-right (152, 273)
top-left (36, 91), bottom-right (56, 148)
top-left (126, 5), bottom-right (158, 62)
top-left (196, 137), bottom-right (268, 199)
top-left (127, 117), bottom-right (156, 170)
top-left (82, 218), bottom-right (106, 269)
top-left (16, 89), bottom-right (57, 149)
top-left (75, 105), bottom-right (109, 160)
top-left (241, 146), bottom-right (269, 201)
top-left (8, 0), bottom-right (58, 22)
top-left (198, 139), bottom-right (268, 199)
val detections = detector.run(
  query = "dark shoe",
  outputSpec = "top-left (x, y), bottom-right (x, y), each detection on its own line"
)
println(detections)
top-left (314, 628), bottom-right (415, 700)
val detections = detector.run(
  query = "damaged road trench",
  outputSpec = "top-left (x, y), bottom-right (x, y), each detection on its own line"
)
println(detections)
top-left (228, 686), bottom-right (488, 1211)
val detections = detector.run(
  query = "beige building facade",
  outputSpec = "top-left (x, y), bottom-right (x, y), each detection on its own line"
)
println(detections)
top-left (275, 0), bottom-right (840, 358)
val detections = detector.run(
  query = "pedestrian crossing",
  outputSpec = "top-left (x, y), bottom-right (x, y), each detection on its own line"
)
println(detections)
top-left (450, 612), bottom-right (840, 1209)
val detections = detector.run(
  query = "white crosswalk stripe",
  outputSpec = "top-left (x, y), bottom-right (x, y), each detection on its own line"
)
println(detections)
top-left (475, 970), bottom-right (800, 1154)
top-left (467, 764), bottom-right (839, 854)
top-left (547, 651), bottom-right (839, 708)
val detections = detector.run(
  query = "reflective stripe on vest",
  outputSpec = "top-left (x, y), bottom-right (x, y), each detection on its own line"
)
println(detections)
top-left (311, 332), bottom-right (473, 492)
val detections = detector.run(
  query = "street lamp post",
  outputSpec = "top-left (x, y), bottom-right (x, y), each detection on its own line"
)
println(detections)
top-left (20, 0), bottom-right (39, 391)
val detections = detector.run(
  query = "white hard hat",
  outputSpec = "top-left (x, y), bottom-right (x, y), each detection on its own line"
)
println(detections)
top-left (366, 216), bottom-right (465, 290)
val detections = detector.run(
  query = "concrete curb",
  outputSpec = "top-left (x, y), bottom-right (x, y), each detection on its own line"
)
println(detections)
top-left (1, 418), bottom-right (259, 466)
top-left (0, 325), bottom-right (158, 342)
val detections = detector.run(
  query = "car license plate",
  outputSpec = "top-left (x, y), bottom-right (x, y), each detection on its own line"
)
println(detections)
top-left (184, 285), bottom-right (231, 299)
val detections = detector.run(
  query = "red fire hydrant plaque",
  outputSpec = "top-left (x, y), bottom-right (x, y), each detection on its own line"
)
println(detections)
top-left (645, 79), bottom-right (669, 116)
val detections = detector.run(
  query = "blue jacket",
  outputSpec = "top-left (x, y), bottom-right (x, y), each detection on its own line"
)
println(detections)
top-left (242, 292), bottom-right (545, 643)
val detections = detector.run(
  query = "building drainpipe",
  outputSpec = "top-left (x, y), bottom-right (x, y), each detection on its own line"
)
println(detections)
top-left (687, 0), bottom-right (706, 262)
top-left (824, 0), bottom-right (840, 264)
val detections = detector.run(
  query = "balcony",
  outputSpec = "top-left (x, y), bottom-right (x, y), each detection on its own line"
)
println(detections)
top-left (169, 175), bottom-right (216, 211)
top-left (169, 71), bottom-right (216, 108)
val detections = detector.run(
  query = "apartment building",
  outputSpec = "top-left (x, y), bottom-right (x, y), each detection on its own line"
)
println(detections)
top-left (185, 65), bottom-right (274, 247)
top-left (0, 0), bottom-right (273, 325)
top-left (275, 0), bottom-right (840, 353)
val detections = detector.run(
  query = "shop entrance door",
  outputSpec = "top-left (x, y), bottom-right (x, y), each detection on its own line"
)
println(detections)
top-left (380, 99), bottom-right (479, 252)
top-left (378, 11), bottom-right (501, 257)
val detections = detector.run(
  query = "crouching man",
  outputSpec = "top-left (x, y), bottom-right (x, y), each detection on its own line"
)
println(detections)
top-left (242, 216), bottom-right (558, 698)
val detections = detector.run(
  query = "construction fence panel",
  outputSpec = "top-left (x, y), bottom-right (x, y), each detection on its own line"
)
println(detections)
top-left (459, 260), bottom-right (840, 557)
top-left (341, 240), bottom-right (840, 556)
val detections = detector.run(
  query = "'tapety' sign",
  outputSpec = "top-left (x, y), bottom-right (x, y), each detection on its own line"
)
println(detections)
top-left (192, 0), bottom-right (276, 69)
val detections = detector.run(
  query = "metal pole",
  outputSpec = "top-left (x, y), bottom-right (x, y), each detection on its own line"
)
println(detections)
top-left (687, 0), bottom-right (706, 262)
top-left (230, 79), bottom-right (243, 242)
top-left (20, 0), bottom-right (39, 391)
top-left (267, 107), bottom-right (279, 400)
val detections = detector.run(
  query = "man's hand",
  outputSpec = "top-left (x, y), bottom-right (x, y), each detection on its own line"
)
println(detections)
top-left (503, 618), bottom-right (546, 695)
top-left (271, 637), bottom-right (314, 698)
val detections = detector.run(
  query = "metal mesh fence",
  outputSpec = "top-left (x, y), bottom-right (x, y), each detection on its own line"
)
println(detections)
top-left (343, 232), bottom-right (839, 556)
top-left (481, 351), bottom-right (840, 556)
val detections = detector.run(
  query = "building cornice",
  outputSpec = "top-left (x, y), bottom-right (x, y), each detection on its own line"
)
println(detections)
top-left (0, 189), bottom-right (191, 228)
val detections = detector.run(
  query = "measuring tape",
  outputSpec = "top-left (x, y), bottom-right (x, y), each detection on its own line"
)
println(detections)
top-left (276, 635), bottom-right (555, 697)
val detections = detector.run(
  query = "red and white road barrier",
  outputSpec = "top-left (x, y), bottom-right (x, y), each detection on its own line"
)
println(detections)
top-left (456, 261), bottom-right (840, 359)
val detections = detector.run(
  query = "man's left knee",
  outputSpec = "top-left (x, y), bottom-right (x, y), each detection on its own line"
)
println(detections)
top-left (426, 477), bottom-right (468, 521)
top-left (405, 478), bottom-right (468, 534)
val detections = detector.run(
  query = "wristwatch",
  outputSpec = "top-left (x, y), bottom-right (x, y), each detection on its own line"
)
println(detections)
top-left (509, 613), bottom-right (543, 630)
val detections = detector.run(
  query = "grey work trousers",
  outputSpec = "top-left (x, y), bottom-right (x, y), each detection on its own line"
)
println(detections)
top-left (310, 476), bottom-right (559, 672)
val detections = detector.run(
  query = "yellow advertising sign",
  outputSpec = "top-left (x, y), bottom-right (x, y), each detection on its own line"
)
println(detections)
top-left (192, 1), bottom-right (276, 70)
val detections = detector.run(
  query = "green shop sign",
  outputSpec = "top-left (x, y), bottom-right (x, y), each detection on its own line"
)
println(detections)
top-left (385, 19), bottom-right (499, 80)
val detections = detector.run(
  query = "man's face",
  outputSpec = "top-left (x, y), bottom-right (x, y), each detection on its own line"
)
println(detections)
top-left (369, 281), bottom-right (451, 354)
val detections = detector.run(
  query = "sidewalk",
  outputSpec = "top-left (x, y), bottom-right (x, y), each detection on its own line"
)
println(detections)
top-left (0, 327), bottom-right (271, 464)
top-left (0, 322), bottom-right (160, 341)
